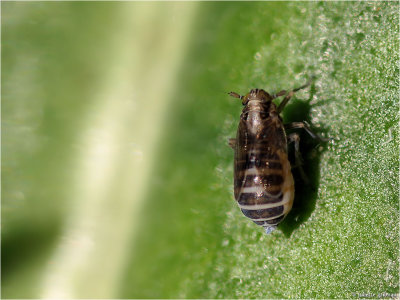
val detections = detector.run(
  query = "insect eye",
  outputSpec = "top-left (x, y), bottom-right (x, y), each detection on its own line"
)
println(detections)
top-left (241, 113), bottom-right (249, 120)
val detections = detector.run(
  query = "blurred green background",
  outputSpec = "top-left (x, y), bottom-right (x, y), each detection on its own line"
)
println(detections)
top-left (2, 1), bottom-right (399, 299)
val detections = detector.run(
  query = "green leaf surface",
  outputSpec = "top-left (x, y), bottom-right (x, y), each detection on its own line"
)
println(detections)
top-left (119, 2), bottom-right (399, 298)
top-left (2, 1), bottom-right (398, 299)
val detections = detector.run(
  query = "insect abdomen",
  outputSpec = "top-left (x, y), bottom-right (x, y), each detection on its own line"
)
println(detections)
top-left (235, 148), bottom-right (294, 232)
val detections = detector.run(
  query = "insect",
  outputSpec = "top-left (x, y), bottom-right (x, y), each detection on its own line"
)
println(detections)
top-left (228, 79), bottom-right (328, 234)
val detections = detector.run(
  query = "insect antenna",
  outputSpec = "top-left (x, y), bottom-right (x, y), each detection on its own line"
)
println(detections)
top-left (228, 91), bottom-right (243, 100)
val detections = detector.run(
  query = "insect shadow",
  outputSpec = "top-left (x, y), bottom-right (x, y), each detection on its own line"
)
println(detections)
top-left (278, 84), bottom-right (330, 237)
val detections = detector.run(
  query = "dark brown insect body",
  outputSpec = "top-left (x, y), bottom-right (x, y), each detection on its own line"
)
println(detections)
top-left (229, 81), bottom-right (326, 234)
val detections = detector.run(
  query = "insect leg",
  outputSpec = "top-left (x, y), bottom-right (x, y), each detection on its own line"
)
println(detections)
top-left (228, 92), bottom-right (243, 100)
top-left (276, 79), bottom-right (313, 112)
top-left (284, 121), bottom-right (331, 142)
top-left (228, 138), bottom-right (236, 149)
top-left (287, 133), bottom-right (309, 184)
